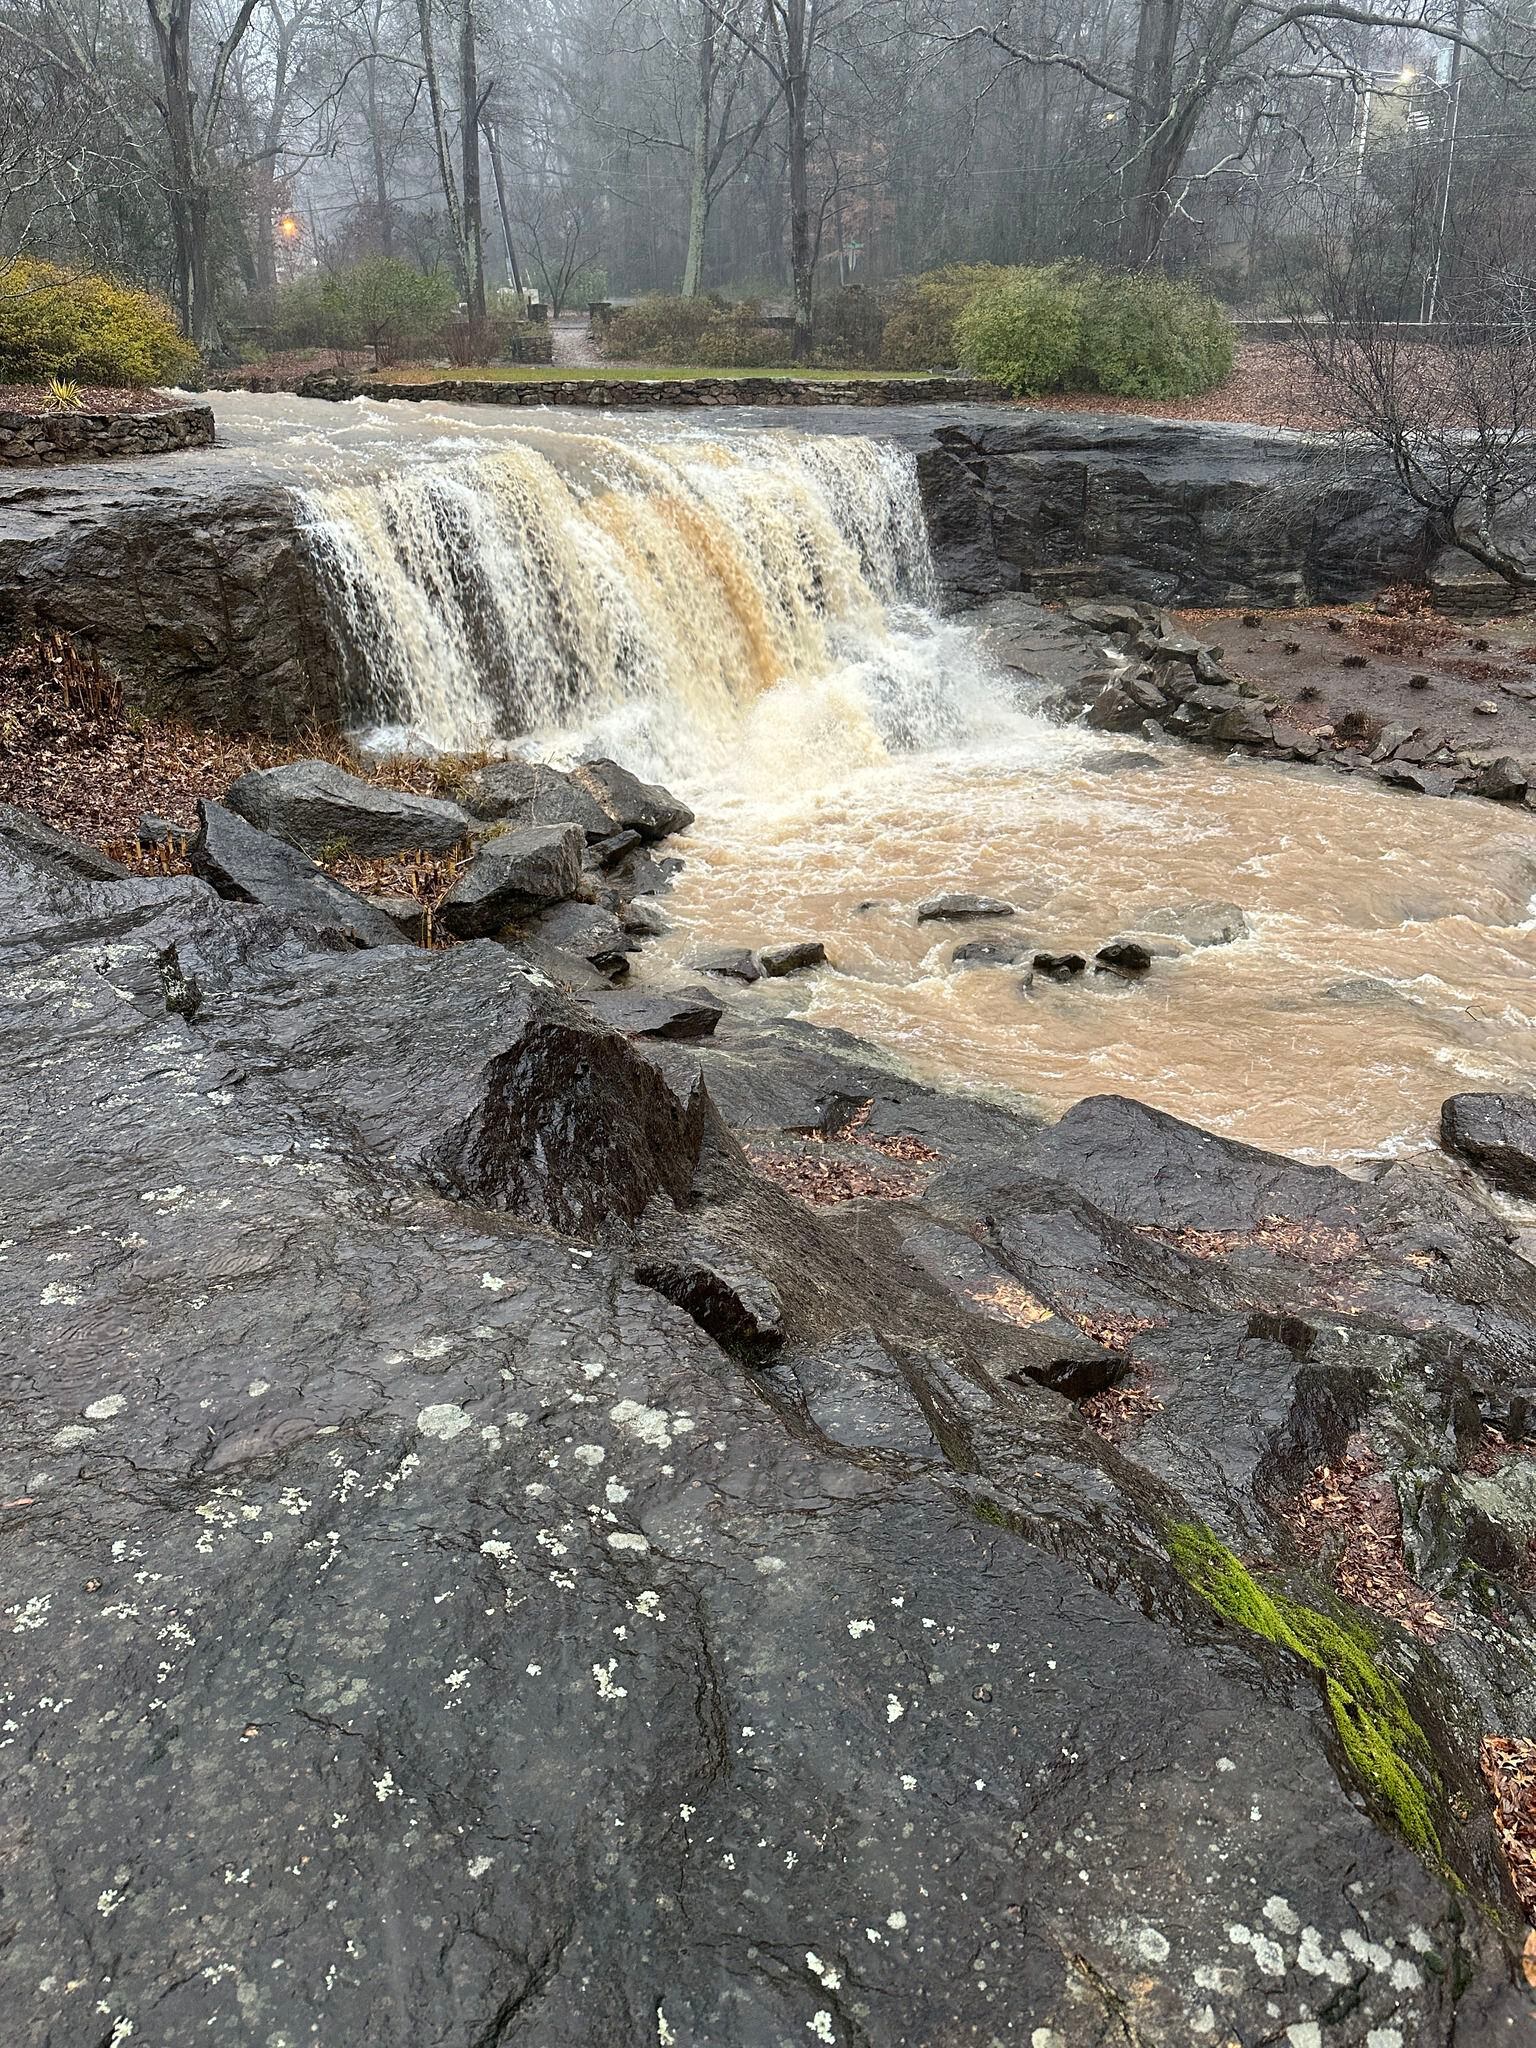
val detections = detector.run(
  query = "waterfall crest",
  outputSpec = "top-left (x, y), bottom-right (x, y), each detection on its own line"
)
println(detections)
top-left (297, 427), bottom-right (953, 776)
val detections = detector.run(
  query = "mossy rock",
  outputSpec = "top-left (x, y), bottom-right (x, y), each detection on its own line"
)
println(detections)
top-left (1167, 1519), bottom-right (1440, 1858)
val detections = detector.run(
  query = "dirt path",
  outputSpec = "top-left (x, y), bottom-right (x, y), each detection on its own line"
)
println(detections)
top-left (548, 315), bottom-right (603, 368)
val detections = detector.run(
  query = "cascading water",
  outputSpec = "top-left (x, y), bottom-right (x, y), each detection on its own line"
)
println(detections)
top-left (241, 391), bottom-right (1536, 1166)
top-left (297, 426), bottom-right (967, 779)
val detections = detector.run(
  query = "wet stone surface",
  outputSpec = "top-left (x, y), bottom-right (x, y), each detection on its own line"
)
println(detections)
top-left (3, 828), bottom-right (1536, 2044)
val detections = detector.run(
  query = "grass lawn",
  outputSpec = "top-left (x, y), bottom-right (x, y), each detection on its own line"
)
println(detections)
top-left (379, 362), bottom-right (944, 384)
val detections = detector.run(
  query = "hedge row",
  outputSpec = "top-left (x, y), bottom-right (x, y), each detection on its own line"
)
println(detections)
top-left (0, 262), bottom-right (198, 387)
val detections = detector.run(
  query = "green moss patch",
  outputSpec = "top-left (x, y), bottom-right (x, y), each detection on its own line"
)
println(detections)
top-left (1168, 1520), bottom-right (1440, 1857)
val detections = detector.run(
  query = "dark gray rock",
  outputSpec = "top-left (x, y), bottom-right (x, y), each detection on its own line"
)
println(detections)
top-left (1137, 899), bottom-right (1249, 948)
top-left (1032, 950), bottom-right (1087, 981)
top-left (694, 946), bottom-right (761, 982)
top-left (916, 892), bottom-right (1015, 921)
top-left (1078, 747), bottom-right (1164, 776)
top-left (525, 898), bottom-right (638, 978)
top-left (456, 757), bottom-right (615, 837)
top-left (1095, 938), bottom-right (1154, 975)
top-left (225, 757), bottom-right (471, 857)
top-left (580, 986), bottom-right (725, 1040)
top-left (758, 939), bottom-right (826, 977)
top-left (1441, 1093), bottom-right (1536, 1199)
top-left (190, 799), bottom-right (407, 948)
top-left (634, 1228), bottom-right (785, 1358)
top-left (620, 897), bottom-right (669, 938)
top-left (1470, 756), bottom-right (1530, 802)
top-left (1210, 702), bottom-right (1274, 747)
top-left (571, 757), bottom-right (695, 840)
top-left (0, 799), bottom-right (127, 880)
top-left (438, 824), bottom-right (584, 938)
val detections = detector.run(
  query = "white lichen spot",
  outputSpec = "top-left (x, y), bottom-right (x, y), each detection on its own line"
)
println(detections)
top-left (847, 1618), bottom-right (875, 1639)
top-left (96, 1886), bottom-right (126, 1916)
top-left (592, 1660), bottom-right (628, 1701)
top-left (1341, 1929), bottom-right (1392, 1971)
top-left (480, 1540), bottom-right (516, 1563)
top-left (886, 1695), bottom-right (905, 1723)
top-left (1365, 2031), bottom-right (1403, 2048)
top-left (417, 1403), bottom-right (471, 1443)
top-left (806, 1952), bottom-right (842, 1990)
top-left (886, 1910), bottom-right (907, 1931)
top-left (1136, 1927), bottom-right (1170, 1965)
top-left (1228, 1925), bottom-right (1253, 1949)
top-left (1389, 1957), bottom-right (1422, 1991)
top-left (84, 1395), bottom-right (125, 1421)
top-left (467, 1855), bottom-right (494, 1879)
top-left (608, 1398), bottom-right (673, 1451)
top-left (9, 1596), bottom-right (51, 1634)
top-left (247, 1380), bottom-right (271, 1398)
top-left (1296, 1926), bottom-right (1352, 1983)
top-left (657, 2012), bottom-right (676, 2047)
top-left (1030, 2033), bottom-right (1066, 2048)
top-left (808, 2013), bottom-right (835, 2044)
top-left (755, 1556), bottom-right (787, 1575)
top-left (1287, 2026), bottom-right (1323, 2048)
top-left (444, 1668), bottom-right (470, 1693)
top-left (900, 1774), bottom-right (916, 1791)
top-left (1263, 1896), bottom-right (1300, 1936)
top-left (412, 1335), bottom-right (453, 1361)
top-left (573, 1444), bottom-right (605, 1468)
top-left (1216, 1756), bottom-right (1236, 1772)
top-left (1251, 1936), bottom-right (1286, 1977)
top-left (480, 1273), bottom-right (508, 1293)
top-left (373, 1770), bottom-right (398, 1802)
top-left (40, 1283), bottom-right (80, 1307)
top-left (607, 1532), bottom-right (650, 1554)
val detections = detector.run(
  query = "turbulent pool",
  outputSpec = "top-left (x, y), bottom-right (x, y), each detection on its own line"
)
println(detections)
top-left (213, 392), bottom-right (1536, 1166)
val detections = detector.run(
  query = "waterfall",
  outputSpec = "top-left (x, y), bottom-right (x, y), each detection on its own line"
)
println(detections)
top-left (295, 426), bottom-right (969, 782)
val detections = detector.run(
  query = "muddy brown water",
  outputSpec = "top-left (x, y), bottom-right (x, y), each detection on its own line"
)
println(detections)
top-left (641, 724), bottom-right (1536, 1166)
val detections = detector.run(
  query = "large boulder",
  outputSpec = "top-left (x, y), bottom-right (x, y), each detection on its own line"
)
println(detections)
top-left (571, 757), bottom-right (695, 841)
top-left (437, 824), bottom-right (584, 938)
top-left (456, 758), bottom-right (616, 839)
top-left (1441, 1092), bottom-right (1536, 1199)
top-left (0, 800), bottom-right (128, 880)
top-left (190, 799), bottom-right (408, 948)
top-left (225, 758), bottom-right (471, 857)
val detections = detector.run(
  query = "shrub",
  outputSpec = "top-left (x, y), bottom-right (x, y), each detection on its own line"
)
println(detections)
top-left (880, 265), bottom-right (1001, 370)
top-left (439, 310), bottom-right (535, 367)
top-left (602, 293), bottom-right (719, 361)
top-left (273, 259), bottom-right (457, 365)
top-left (954, 265), bottom-right (1088, 395)
top-left (1077, 270), bottom-right (1235, 398)
top-left (0, 261), bottom-right (198, 387)
top-left (811, 287), bottom-right (885, 367)
top-left (951, 262), bottom-right (1234, 399)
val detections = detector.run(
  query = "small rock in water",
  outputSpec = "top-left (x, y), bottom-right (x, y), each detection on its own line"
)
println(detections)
top-left (1078, 748), bottom-right (1162, 776)
top-left (1032, 951), bottom-right (1087, 982)
top-left (694, 947), bottom-right (761, 983)
top-left (952, 937), bottom-right (1032, 970)
top-left (758, 940), bottom-right (827, 977)
top-left (917, 893), bottom-right (1015, 922)
top-left (1095, 939), bottom-right (1154, 976)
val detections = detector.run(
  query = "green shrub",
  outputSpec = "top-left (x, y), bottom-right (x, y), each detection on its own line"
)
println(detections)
top-left (0, 261), bottom-right (198, 386)
top-left (1077, 270), bottom-right (1235, 398)
top-left (954, 264), bottom-right (1088, 395)
top-left (273, 259), bottom-right (457, 365)
top-left (951, 261), bottom-right (1234, 399)
top-left (880, 265), bottom-right (1001, 370)
top-left (602, 293), bottom-right (719, 361)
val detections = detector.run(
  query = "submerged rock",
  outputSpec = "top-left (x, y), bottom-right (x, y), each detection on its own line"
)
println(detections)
top-left (951, 936), bottom-right (1032, 969)
top-left (1095, 938), bottom-right (1154, 976)
top-left (225, 757), bottom-right (471, 857)
top-left (1441, 1092), bottom-right (1536, 1199)
top-left (1138, 898), bottom-right (1249, 948)
top-left (916, 892), bottom-right (1015, 921)
top-left (694, 946), bottom-right (762, 982)
top-left (438, 823), bottom-right (584, 938)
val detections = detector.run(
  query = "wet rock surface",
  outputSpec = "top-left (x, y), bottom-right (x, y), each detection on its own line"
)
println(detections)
top-left (1441, 1093), bottom-right (1536, 1201)
top-left (190, 798), bottom-right (409, 949)
top-left (225, 757), bottom-right (472, 857)
top-left (5, 813), bottom-right (1536, 2044)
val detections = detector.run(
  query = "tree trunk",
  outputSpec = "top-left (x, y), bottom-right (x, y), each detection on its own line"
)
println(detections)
top-left (366, 52), bottom-right (394, 256)
top-left (1122, 0), bottom-right (1181, 266)
top-left (485, 123), bottom-right (524, 293)
top-left (148, 0), bottom-right (221, 352)
top-left (681, 11), bottom-right (715, 296)
top-left (416, 0), bottom-right (467, 292)
top-left (459, 0), bottom-right (485, 317)
top-left (784, 0), bottom-right (812, 362)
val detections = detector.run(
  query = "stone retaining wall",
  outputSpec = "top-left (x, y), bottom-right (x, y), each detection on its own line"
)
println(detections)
top-left (0, 404), bottom-right (215, 467)
top-left (217, 370), bottom-right (1000, 409)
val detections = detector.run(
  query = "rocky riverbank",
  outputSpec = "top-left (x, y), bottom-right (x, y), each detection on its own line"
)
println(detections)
top-left (7, 751), bottom-right (1536, 2043)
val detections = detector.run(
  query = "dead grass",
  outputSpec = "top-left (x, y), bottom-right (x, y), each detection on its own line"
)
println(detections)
top-left (1136, 1216), bottom-right (1368, 1266)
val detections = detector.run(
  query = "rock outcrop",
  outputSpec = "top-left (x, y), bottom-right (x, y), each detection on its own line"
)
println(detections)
top-left (5, 804), bottom-right (1536, 2044)
top-left (225, 757), bottom-right (472, 856)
